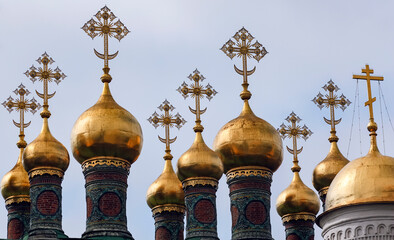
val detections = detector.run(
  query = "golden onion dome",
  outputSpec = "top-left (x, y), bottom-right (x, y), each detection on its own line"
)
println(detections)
top-left (276, 171), bottom-right (320, 217)
top-left (1, 149), bottom-right (30, 200)
top-left (213, 101), bottom-right (283, 173)
top-left (23, 118), bottom-right (69, 173)
top-left (325, 131), bottom-right (394, 210)
top-left (177, 132), bottom-right (223, 181)
top-left (312, 141), bottom-right (349, 193)
top-left (71, 82), bottom-right (143, 164)
top-left (146, 160), bottom-right (185, 209)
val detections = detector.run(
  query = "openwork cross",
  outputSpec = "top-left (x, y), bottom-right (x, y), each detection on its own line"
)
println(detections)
top-left (82, 6), bottom-right (129, 79)
top-left (353, 64), bottom-right (383, 125)
top-left (2, 84), bottom-right (41, 148)
top-left (24, 52), bottom-right (66, 118)
top-left (278, 112), bottom-right (312, 172)
top-left (148, 100), bottom-right (186, 160)
top-left (177, 69), bottom-right (217, 132)
top-left (312, 80), bottom-right (351, 141)
top-left (221, 27), bottom-right (267, 100)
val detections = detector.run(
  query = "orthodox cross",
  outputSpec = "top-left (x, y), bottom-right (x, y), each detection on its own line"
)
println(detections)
top-left (24, 52), bottom-right (66, 118)
top-left (2, 84), bottom-right (41, 148)
top-left (148, 100), bottom-right (186, 160)
top-left (352, 64), bottom-right (383, 126)
top-left (278, 112), bottom-right (313, 172)
top-left (82, 6), bottom-right (129, 82)
top-left (177, 69), bottom-right (217, 132)
top-left (312, 80), bottom-right (351, 141)
top-left (221, 27), bottom-right (268, 100)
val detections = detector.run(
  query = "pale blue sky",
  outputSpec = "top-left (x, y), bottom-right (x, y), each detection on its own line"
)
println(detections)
top-left (1, 1), bottom-right (394, 239)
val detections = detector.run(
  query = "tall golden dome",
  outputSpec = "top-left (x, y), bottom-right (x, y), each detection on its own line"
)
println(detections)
top-left (276, 172), bottom-right (320, 218)
top-left (146, 159), bottom-right (185, 209)
top-left (1, 149), bottom-right (30, 201)
top-left (325, 123), bottom-right (394, 210)
top-left (71, 82), bottom-right (143, 164)
top-left (213, 101), bottom-right (283, 173)
top-left (178, 132), bottom-right (223, 181)
top-left (23, 118), bottom-right (69, 173)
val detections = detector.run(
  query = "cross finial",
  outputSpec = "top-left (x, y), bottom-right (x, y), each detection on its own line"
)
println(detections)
top-left (352, 64), bottom-right (383, 133)
top-left (177, 69), bottom-right (217, 132)
top-left (148, 100), bottom-right (186, 160)
top-left (2, 84), bottom-right (41, 148)
top-left (82, 6), bottom-right (130, 83)
top-left (24, 52), bottom-right (66, 119)
top-left (312, 80), bottom-right (351, 142)
top-left (278, 112), bottom-right (312, 172)
top-left (221, 27), bottom-right (268, 100)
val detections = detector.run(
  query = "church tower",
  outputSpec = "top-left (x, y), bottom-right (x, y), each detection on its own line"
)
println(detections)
top-left (213, 28), bottom-right (283, 239)
top-left (71, 6), bottom-right (143, 239)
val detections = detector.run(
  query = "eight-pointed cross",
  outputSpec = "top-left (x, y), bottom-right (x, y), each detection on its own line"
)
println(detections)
top-left (312, 80), bottom-right (351, 141)
top-left (278, 112), bottom-right (312, 172)
top-left (177, 69), bottom-right (217, 132)
top-left (148, 100), bottom-right (186, 160)
top-left (24, 52), bottom-right (66, 118)
top-left (2, 84), bottom-right (41, 148)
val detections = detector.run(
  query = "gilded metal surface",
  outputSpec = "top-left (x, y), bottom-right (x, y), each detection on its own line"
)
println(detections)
top-left (148, 100), bottom-right (186, 160)
top-left (312, 141), bottom-right (349, 192)
top-left (71, 82), bottom-right (143, 164)
top-left (146, 160), bottom-right (185, 209)
top-left (81, 156), bottom-right (131, 171)
top-left (281, 213), bottom-right (316, 223)
top-left (24, 52), bottom-right (66, 118)
top-left (319, 187), bottom-right (329, 199)
top-left (28, 167), bottom-right (64, 178)
top-left (151, 204), bottom-right (185, 216)
top-left (1, 149), bottom-right (30, 200)
top-left (23, 118), bottom-right (69, 172)
top-left (182, 177), bottom-right (218, 188)
top-left (5, 196), bottom-right (30, 206)
top-left (226, 166), bottom-right (272, 181)
top-left (82, 6), bottom-right (129, 82)
top-left (178, 132), bottom-right (223, 181)
top-left (214, 101), bottom-right (283, 173)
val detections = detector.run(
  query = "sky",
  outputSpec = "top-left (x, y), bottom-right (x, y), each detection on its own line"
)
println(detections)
top-left (1, 1), bottom-right (394, 239)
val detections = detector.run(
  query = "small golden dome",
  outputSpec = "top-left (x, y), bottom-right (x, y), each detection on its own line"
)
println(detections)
top-left (177, 132), bottom-right (223, 181)
top-left (1, 149), bottom-right (30, 200)
top-left (213, 101), bottom-right (283, 173)
top-left (325, 136), bottom-right (394, 210)
top-left (146, 160), bottom-right (185, 209)
top-left (312, 141), bottom-right (349, 193)
top-left (23, 118), bottom-right (69, 173)
top-left (71, 82), bottom-right (143, 164)
top-left (276, 172), bottom-right (320, 217)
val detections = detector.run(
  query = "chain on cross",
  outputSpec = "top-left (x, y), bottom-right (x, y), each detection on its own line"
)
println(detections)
top-left (352, 64), bottom-right (383, 132)
top-left (221, 27), bottom-right (268, 100)
top-left (2, 84), bottom-right (41, 148)
top-left (278, 112), bottom-right (312, 172)
top-left (82, 6), bottom-right (130, 82)
top-left (148, 100), bottom-right (186, 160)
top-left (312, 80), bottom-right (351, 141)
top-left (177, 69), bottom-right (217, 132)
top-left (24, 52), bottom-right (66, 118)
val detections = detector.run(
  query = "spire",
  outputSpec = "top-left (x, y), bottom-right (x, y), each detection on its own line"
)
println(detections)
top-left (221, 27), bottom-right (267, 101)
top-left (82, 5), bottom-right (130, 83)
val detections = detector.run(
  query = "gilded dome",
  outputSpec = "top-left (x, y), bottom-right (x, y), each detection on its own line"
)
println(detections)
top-left (276, 172), bottom-right (320, 217)
top-left (71, 82), bottom-right (143, 164)
top-left (177, 132), bottom-right (223, 181)
top-left (23, 118), bottom-right (69, 173)
top-left (312, 141), bottom-right (349, 192)
top-left (325, 137), bottom-right (394, 211)
top-left (1, 149), bottom-right (30, 200)
top-left (146, 160), bottom-right (185, 209)
top-left (213, 101), bottom-right (283, 173)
